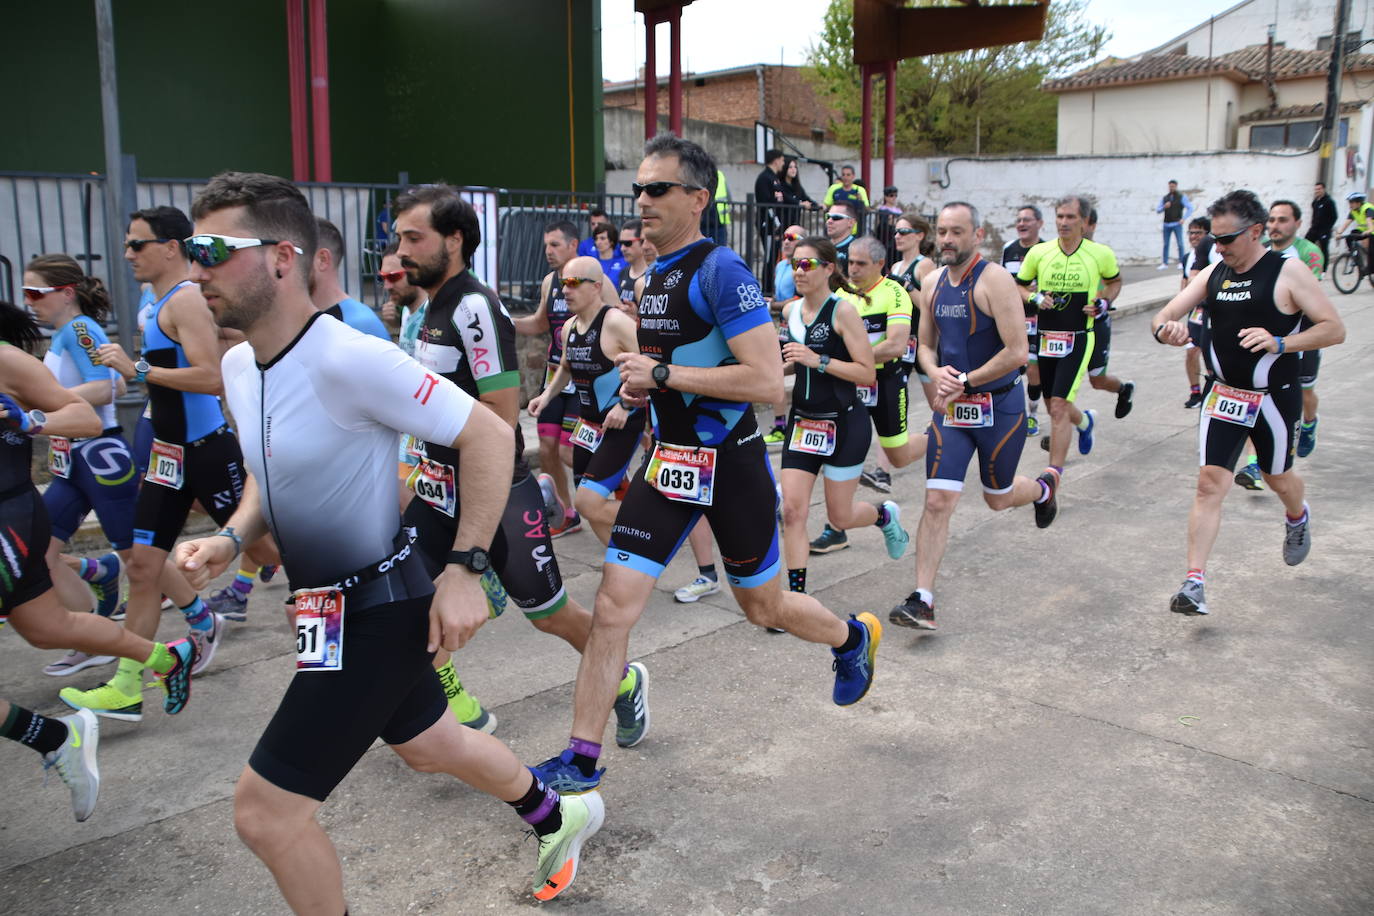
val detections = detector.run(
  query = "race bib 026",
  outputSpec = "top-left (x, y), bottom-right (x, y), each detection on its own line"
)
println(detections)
top-left (572, 418), bottom-right (604, 452)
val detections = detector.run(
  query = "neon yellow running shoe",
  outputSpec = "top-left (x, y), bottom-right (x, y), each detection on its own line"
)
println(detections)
top-left (59, 681), bottom-right (143, 723)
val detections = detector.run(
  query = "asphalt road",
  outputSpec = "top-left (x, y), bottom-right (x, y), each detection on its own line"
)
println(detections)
top-left (1, 279), bottom-right (1370, 914)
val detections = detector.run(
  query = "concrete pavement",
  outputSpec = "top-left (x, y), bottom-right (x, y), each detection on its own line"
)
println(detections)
top-left (1, 280), bottom-right (1370, 914)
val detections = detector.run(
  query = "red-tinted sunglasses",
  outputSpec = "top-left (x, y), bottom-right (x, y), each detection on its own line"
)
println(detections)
top-left (376, 270), bottom-right (406, 283)
top-left (22, 284), bottom-right (75, 302)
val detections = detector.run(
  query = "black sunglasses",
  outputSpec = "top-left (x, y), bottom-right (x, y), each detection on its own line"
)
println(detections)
top-left (619, 238), bottom-right (640, 246)
top-left (1210, 223), bottom-right (1258, 245)
top-left (825, 213), bottom-right (851, 221)
top-left (632, 180), bottom-right (702, 198)
top-left (125, 238), bottom-right (175, 252)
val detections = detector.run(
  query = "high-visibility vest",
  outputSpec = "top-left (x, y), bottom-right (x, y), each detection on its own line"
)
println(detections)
top-left (715, 170), bottom-right (731, 225)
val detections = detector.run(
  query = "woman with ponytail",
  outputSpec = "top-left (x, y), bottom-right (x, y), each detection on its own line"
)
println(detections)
top-left (24, 255), bottom-right (140, 676)
top-left (0, 301), bottom-right (195, 821)
top-left (775, 237), bottom-right (909, 599)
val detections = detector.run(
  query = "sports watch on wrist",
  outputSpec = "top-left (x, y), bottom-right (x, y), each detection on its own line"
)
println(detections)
top-left (447, 547), bottom-right (492, 574)
top-left (24, 409), bottom-right (46, 436)
top-left (818, 355), bottom-right (831, 373)
top-left (956, 372), bottom-right (971, 394)
top-left (133, 359), bottom-right (151, 383)
top-left (651, 362), bottom-right (671, 391)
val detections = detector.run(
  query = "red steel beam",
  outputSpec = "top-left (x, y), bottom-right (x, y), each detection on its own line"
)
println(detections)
top-left (884, 59), bottom-right (896, 188)
top-left (860, 64), bottom-right (873, 193)
top-left (854, 0), bottom-right (1048, 64)
top-left (308, 0), bottom-right (332, 182)
top-left (285, 0), bottom-right (309, 182)
top-left (644, 14), bottom-right (658, 139)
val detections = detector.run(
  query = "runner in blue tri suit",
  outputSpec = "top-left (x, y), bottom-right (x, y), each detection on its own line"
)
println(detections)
top-left (24, 255), bottom-right (139, 676)
top-left (889, 202), bottom-right (1058, 632)
top-left (532, 135), bottom-right (883, 798)
top-left (312, 217), bottom-right (390, 340)
top-left (63, 206), bottom-right (244, 721)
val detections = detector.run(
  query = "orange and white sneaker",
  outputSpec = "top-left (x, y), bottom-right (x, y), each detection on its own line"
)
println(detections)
top-left (533, 791), bottom-right (604, 901)
top-left (550, 511), bottom-right (582, 539)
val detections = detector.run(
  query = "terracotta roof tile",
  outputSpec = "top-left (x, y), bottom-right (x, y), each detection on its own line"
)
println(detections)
top-left (1044, 43), bottom-right (1374, 92)
top-left (1237, 100), bottom-right (1364, 123)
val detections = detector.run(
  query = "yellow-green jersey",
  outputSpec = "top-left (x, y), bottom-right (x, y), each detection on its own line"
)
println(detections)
top-left (1015, 238), bottom-right (1120, 333)
top-left (842, 276), bottom-right (911, 370)
top-left (1349, 201), bottom-right (1374, 231)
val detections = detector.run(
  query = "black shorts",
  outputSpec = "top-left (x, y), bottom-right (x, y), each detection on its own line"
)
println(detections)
top-left (607, 433), bottom-right (780, 589)
top-left (781, 404), bottom-right (871, 480)
top-left (926, 385), bottom-right (1027, 493)
top-left (573, 408), bottom-right (646, 497)
top-left (536, 389), bottom-right (578, 447)
top-left (406, 473), bottom-right (567, 620)
top-left (1198, 379), bottom-right (1302, 475)
top-left (133, 407), bottom-right (154, 477)
top-left (132, 427), bottom-right (244, 552)
top-left (248, 594), bottom-right (447, 802)
top-left (0, 486), bottom-right (54, 622)
top-left (1036, 329), bottom-right (1094, 403)
top-left (1298, 350), bottom-right (1321, 389)
top-left (1088, 317), bottom-right (1111, 375)
top-left (865, 365), bottom-right (910, 447)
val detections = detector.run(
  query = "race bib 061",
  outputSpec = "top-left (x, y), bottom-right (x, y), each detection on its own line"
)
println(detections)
top-left (48, 437), bottom-right (72, 479)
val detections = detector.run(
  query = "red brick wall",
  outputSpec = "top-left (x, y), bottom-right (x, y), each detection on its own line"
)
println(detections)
top-left (604, 66), bottom-right (836, 140)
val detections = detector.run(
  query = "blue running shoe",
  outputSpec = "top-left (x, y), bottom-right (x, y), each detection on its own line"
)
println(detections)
top-left (878, 500), bottom-right (909, 560)
top-left (1026, 415), bottom-right (1040, 437)
top-left (1297, 417), bottom-right (1318, 458)
top-left (1076, 409), bottom-right (1096, 456)
top-left (531, 750), bottom-right (604, 794)
top-left (1234, 462), bottom-right (1264, 491)
top-left (89, 554), bottom-right (121, 618)
top-left (157, 638), bottom-right (196, 716)
top-left (832, 612), bottom-right (882, 707)
top-left (259, 564), bottom-right (279, 583)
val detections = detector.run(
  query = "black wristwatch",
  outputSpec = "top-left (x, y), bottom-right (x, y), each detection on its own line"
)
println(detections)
top-left (651, 362), bottom-right (671, 391)
top-left (957, 372), bottom-right (972, 394)
top-left (447, 547), bottom-right (491, 574)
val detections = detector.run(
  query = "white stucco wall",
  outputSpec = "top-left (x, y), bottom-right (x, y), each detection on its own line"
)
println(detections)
top-left (1150, 0), bottom-right (1369, 57)
top-left (1057, 79), bottom-right (1243, 154)
top-left (866, 150), bottom-right (1334, 262)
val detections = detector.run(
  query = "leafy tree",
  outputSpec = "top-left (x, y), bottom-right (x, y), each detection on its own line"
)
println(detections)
top-left (806, 0), bottom-right (1110, 155)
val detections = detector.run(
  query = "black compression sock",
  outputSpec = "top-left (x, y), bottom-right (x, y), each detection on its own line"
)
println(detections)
top-left (698, 564), bottom-right (718, 580)
top-left (787, 568), bottom-right (807, 593)
top-left (1027, 384), bottom-right (1041, 402)
top-left (510, 772), bottom-right (564, 837)
top-left (837, 619), bottom-right (863, 654)
top-left (1, 705), bottom-right (67, 755)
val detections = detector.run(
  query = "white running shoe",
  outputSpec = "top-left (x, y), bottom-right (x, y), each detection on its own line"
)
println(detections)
top-left (674, 575), bottom-right (721, 603)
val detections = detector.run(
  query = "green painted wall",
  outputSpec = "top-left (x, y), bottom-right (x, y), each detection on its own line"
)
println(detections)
top-left (0, 0), bottom-right (603, 190)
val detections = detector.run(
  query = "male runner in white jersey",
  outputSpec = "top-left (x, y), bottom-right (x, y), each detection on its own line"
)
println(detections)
top-left (175, 171), bottom-right (601, 907)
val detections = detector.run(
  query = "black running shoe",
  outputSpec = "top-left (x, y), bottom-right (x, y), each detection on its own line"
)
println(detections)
top-left (889, 593), bottom-right (936, 629)
top-left (1183, 391), bottom-right (1203, 409)
top-left (1033, 472), bottom-right (1059, 529)
top-left (1115, 381), bottom-right (1135, 419)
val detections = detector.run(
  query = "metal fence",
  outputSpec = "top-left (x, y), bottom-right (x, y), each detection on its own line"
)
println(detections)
top-left (1, 169), bottom-right (913, 323)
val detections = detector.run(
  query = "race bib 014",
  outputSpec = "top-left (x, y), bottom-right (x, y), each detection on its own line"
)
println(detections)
top-left (1038, 331), bottom-right (1075, 359)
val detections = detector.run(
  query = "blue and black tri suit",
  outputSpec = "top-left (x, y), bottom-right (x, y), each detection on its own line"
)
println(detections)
top-left (133, 285), bottom-right (244, 552)
top-left (607, 239), bottom-right (781, 588)
top-left (41, 315), bottom-right (138, 548)
top-left (324, 297), bottom-right (390, 341)
top-left (565, 305), bottom-right (645, 496)
top-left (925, 257), bottom-right (1028, 494)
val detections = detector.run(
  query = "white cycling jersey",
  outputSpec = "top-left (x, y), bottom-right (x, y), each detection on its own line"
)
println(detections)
top-left (222, 312), bottom-right (473, 591)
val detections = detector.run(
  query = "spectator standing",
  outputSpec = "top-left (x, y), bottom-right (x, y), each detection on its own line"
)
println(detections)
top-left (577, 208), bottom-right (609, 257)
top-left (756, 149), bottom-right (788, 292)
top-left (1155, 179), bottom-right (1194, 269)
top-left (824, 165), bottom-right (870, 235)
top-left (591, 221), bottom-right (628, 287)
top-left (780, 157), bottom-right (817, 227)
top-left (1307, 182), bottom-right (1337, 263)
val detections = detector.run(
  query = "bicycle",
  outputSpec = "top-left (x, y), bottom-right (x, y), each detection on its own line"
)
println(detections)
top-left (1330, 232), bottom-right (1372, 294)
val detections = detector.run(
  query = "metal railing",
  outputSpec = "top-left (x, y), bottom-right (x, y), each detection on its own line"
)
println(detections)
top-left (2, 169), bottom-right (913, 322)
